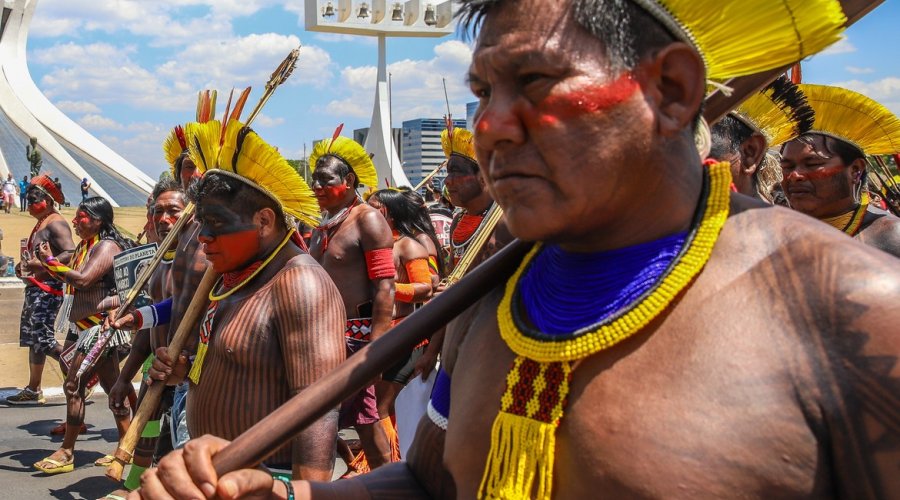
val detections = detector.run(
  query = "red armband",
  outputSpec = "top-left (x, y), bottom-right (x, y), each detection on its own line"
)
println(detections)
top-left (365, 248), bottom-right (395, 280)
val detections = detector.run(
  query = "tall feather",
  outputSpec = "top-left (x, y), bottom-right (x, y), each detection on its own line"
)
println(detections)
top-left (231, 87), bottom-right (252, 122)
top-left (328, 123), bottom-right (344, 153)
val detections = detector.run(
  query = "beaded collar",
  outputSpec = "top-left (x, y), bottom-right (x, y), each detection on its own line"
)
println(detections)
top-left (479, 161), bottom-right (731, 499)
top-left (821, 200), bottom-right (868, 236)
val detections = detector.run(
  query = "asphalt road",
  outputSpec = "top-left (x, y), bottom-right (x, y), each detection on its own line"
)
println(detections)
top-left (0, 390), bottom-right (124, 500)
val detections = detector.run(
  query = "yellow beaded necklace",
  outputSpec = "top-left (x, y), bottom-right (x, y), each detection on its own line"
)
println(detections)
top-left (820, 192), bottom-right (869, 236)
top-left (479, 161), bottom-right (731, 499)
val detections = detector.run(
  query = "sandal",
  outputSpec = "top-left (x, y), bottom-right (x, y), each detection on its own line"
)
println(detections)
top-left (49, 422), bottom-right (87, 436)
top-left (33, 456), bottom-right (74, 475)
top-left (94, 454), bottom-right (116, 467)
top-left (98, 490), bottom-right (128, 500)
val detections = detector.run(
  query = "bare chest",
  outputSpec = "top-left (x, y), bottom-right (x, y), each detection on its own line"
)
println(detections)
top-left (444, 284), bottom-right (827, 498)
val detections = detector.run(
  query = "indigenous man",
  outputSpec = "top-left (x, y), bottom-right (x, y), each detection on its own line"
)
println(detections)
top-left (134, 0), bottom-right (900, 499)
top-left (710, 76), bottom-right (815, 202)
top-left (150, 119), bottom-right (346, 480)
top-left (107, 176), bottom-right (186, 495)
top-left (7, 175), bottom-right (73, 405)
top-left (781, 84), bottom-right (900, 258)
top-left (307, 135), bottom-right (396, 471)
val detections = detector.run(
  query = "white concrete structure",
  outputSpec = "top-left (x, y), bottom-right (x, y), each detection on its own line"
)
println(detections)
top-left (0, 0), bottom-right (153, 206)
top-left (305, 0), bottom-right (456, 188)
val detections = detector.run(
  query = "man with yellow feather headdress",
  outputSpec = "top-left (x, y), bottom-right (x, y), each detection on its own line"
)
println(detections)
top-left (711, 76), bottom-right (815, 201)
top-left (307, 132), bottom-right (397, 473)
top-left (142, 114), bottom-right (348, 482)
top-left (135, 0), bottom-right (900, 498)
top-left (780, 84), bottom-right (900, 257)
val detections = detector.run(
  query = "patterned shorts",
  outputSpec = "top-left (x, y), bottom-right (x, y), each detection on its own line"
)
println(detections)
top-left (19, 285), bottom-right (63, 354)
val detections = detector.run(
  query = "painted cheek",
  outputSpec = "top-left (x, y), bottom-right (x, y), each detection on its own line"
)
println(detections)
top-left (802, 165), bottom-right (845, 181)
top-left (28, 201), bottom-right (47, 214)
top-left (476, 118), bottom-right (491, 134)
top-left (204, 230), bottom-right (259, 272)
top-left (316, 184), bottom-right (349, 204)
top-left (530, 73), bottom-right (639, 126)
top-left (444, 175), bottom-right (476, 189)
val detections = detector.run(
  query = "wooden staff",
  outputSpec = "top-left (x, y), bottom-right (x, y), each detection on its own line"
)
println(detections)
top-left (106, 268), bottom-right (218, 481)
top-left (145, 0), bottom-right (885, 479)
top-left (413, 161), bottom-right (446, 191)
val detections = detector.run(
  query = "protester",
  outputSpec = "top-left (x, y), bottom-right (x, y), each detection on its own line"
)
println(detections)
top-left (80, 177), bottom-right (91, 202)
top-left (781, 84), bottom-right (900, 257)
top-left (710, 76), bottom-right (814, 202)
top-left (308, 134), bottom-right (396, 474)
top-left (6, 176), bottom-right (73, 406)
top-left (34, 196), bottom-right (133, 474)
top-left (129, 1), bottom-right (900, 499)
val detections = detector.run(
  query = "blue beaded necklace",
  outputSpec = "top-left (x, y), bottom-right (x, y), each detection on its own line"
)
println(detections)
top-left (516, 231), bottom-right (688, 337)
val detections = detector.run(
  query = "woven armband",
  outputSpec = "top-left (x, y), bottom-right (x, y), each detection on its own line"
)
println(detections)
top-left (135, 297), bottom-right (173, 330)
top-left (365, 248), bottom-right (395, 280)
top-left (42, 256), bottom-right (72, 278)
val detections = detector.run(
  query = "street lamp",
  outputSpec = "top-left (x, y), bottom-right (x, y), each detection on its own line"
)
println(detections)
top-left (305, 0), bottom-right (456, 189)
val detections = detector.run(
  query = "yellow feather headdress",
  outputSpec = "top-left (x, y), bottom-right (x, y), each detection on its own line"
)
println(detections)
top-left (798, 84), bottom-right (900, 155)
top-left (441, 127), bottom-right (476, 164)
top-left (187, 119), bottom-right (319, 227)
top-left (309, 126), bottom-right (378, 188)
top-left (633, 0), bottom-right (847, 80)
top-left (731, 76), bottom-right (815, 147)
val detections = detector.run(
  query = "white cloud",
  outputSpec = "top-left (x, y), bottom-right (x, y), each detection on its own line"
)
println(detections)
top-left (54, 100), bottom-right (102, 114)
top-left (845, 66), bottom-right (875, 75)
top-left (78, 114), bottom-right (123, 130)
top-left (820, 38), bottom-right (856, 55)
top-left (252, 114), bottom-right (286, 127)
top-left (832, 77), bottom-right (900, 116)
top-left (324, 40), bottom-right (474, 123)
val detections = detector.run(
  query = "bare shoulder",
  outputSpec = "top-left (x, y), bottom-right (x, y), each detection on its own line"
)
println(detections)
top-left (442, 286), bottom-right (504, 375)
top-left (857, 213), bottom-right (900, 258)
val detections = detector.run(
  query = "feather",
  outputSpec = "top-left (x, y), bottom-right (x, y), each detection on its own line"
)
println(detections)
top-left (231, 87), bottom-right (252, 122)
top-left (309, 132), bottom-right (378, 188)
top-left (329, 123), bottom-right (344, 153)
top-left (800, 84), bottom-right (900, 155)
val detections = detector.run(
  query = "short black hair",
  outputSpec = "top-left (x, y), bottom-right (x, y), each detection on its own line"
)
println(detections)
top-left (710, 115), bottom-right (754, 161)
top-left (151, 176), bottom-right (184, 203)
top-left (191, 172), bottom-right (287, 230)
top-left (316, 155), bottom-right (359, 188)
top-left (458, 0), bottom-right (674, 72)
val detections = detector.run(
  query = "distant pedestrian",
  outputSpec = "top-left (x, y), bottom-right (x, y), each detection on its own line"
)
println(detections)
top-left (80, 178), bottom-right (90, 202)
top-left (2, 174), bottom-right (17, 213)
top-left (53, 177), bottom-right (64, 205)
top-left (18, 175), bottom-right (28, 211)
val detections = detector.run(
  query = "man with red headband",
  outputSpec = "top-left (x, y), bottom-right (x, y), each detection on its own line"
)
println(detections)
top-left (7, 175), bottom-right (74, 405)
top-left (308, 134), bottom-right (396, 472)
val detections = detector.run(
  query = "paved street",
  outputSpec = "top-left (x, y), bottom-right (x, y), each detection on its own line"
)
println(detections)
top-left (0, 391), bottom-right (124, 499)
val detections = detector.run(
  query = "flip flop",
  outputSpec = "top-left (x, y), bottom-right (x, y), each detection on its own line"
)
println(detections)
top-left (33, 456), bottom-right (74, 475)
top-left (94, 454), bottom-right (116, 467)
top-left (49, 422), bottom-right (87, 435)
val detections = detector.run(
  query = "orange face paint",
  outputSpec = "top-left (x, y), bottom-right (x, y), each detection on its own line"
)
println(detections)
top-left (201, 228), bottom-right (260, 273)
top-left (314, 184), bottom-right (349, 207)
top-left (28, 200), bottom-right (48, 216)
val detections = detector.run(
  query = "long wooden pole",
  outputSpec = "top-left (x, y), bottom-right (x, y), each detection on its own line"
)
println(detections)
top-left (139, 0), bottom-right (885, 479)
top-left (106, 268), bottom-right (218, 481)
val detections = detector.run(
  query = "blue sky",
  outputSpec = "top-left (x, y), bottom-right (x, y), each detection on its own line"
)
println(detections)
top-left (25, 0), bottom-right (900, 179)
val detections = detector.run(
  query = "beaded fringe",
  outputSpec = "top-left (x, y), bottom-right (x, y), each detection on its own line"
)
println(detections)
top-left (478, 412), bottom-right (557, 500)
top-left (187, 342), bottom-right (207, 385)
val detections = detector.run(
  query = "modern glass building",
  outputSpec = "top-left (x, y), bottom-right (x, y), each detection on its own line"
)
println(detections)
top-left (400, 117), bottom-right (466, 189)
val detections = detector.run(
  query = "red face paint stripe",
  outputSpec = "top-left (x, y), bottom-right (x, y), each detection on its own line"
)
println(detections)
top-left (537, 73), bottom-right (639, 121)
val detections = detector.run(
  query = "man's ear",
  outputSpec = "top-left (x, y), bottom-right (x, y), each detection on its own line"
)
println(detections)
top-left (849, 158), bottom-right (867, 186)
top-left (635, 42), bottom-right (705, 137)
top-left (345, 171), bottom-right (357, 188)
top-left (254, 207), bottom-right (278, 235)
top-left (740, 133), bottom-right (767, 176)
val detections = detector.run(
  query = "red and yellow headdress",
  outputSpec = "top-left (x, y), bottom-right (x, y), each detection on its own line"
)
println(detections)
top-left (441, 121), bottom-right (476, 164)
top-left (798, 84), bottom-right (900, 155)
top-left (730, 76), bottom-right (815, 147)
top-left (29, 174), bottom-right (64, 205)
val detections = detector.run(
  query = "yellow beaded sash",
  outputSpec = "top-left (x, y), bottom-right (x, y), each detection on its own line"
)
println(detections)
top-left (479, 161), bottom-right (731, 499)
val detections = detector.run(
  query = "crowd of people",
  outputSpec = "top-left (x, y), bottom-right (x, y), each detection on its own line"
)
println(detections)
top-left (6, 0), bottom-right (900, 498)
